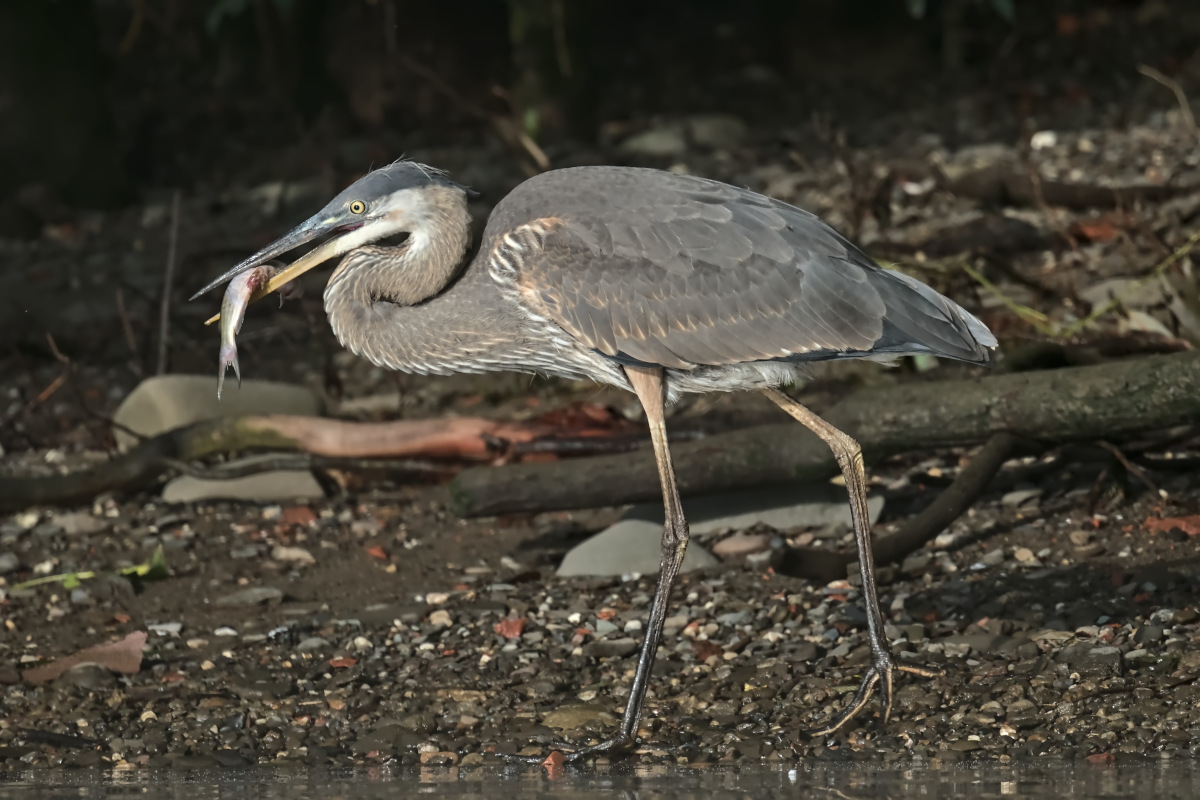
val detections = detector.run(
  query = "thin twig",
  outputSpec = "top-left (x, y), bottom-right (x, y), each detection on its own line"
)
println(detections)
top-left (114, 288), bottom-right (143, 376)
top-left (157, 190), bottom-right (181, 376)
top-left (1024, 150), bottom-right (1079, 252)
top-left (33, 373), bottom-right (67, 407)
top-left (392, 52), bottom-right (550, 174)
top-left (45, 333), bottom-right (69, 365)
top-left (1095, 440), bottom-right (1167, 499)
top-left (550, 0), bottom-right (573, 78)
top-left (961, 260), bottom-right (1056, 335)
top-left (1138, 63), bottom-right (1197, 136)
top-left (117, 0), bottom-right (146, 55)
top-left (162, 454), bottom-right (449, 481)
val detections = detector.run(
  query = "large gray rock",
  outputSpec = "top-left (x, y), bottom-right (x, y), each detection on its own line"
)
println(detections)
top-left (557, 483), bottom-right (884, 578)
top-left (112, 374), bottom-right (323, 451)
top-left (557, 518), bottom-right (720, 578)
top-left (162, 467), bottom-right (324, 504)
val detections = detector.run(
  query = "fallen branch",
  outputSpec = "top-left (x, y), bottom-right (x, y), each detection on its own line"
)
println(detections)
top-left (777, 432), bottom-right (1023, 583)
top-left (0, 414), bottom-right (625, 513)
top-left (448, 349), bottom-right (1200, 517)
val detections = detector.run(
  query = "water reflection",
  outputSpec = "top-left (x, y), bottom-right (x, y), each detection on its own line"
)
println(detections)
top-left (0, 760), bottom-right (1197, 799)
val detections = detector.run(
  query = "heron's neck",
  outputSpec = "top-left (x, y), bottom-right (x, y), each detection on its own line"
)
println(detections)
top-left (325, 198), bottom-right (521, 375)
top-left (329, 202), bottom-right (472, 309)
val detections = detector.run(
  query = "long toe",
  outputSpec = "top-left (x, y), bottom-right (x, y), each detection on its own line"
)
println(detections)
top-left (500, 734), bottom-right (635, 764)
top-left (806, 655), bottom-right (945, 737)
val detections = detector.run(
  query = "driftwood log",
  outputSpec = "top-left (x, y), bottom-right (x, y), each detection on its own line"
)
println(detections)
top-left (448, 349), bottom-right (1200, 518)
top-left (0, 415), bottom-right (594, 514)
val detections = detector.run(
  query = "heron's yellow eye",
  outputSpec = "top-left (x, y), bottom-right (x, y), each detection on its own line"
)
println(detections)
top-left (349, 200), bottom-right (366, 214)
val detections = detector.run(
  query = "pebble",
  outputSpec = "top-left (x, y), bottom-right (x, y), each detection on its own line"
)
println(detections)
top-left (271, 546), bottom-right (316, 565)
top-left (214, 587), bottom-right (283, 607)
top-left (1133, 625), bottom-right (1164, 644)
top-left (1058, 644), bottom-right (1122, 675)
top-left (1002, 489), bottom-right (1042, 507)
top-left (296, 637), bottom-right (331, 653)
top-left (980, 548), bottom-right (1005, 567)
top-left (55, 512), bottom-right (107, 536)
top-left (1013, 547), bottom-right (1036, 563)
top-left (541, 704), bottom-right (619, 730)
top-left (583, 638), bottom-right (639, 659)
top-left (428, 610), bottom-right (453, 627)
top-left (57, 663), bottom-right (117, 691)
top-left (900, 553), bottom-right (931, 576)
top-left (1068, 529), bottom-right (1092, 546)
top-left (1172, 608), bottom-right (1199, 625)
top-left (711, 533), bottom-right (770, 558)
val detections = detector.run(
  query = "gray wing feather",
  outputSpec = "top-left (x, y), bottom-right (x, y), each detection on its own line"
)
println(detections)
top-left (488, 167), bottom-right (993, 370)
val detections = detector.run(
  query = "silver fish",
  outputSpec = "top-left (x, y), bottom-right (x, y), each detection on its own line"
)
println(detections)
top-left (217, 263), bottom-right (299, 400)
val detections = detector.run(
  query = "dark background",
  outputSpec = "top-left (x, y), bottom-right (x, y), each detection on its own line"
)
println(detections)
top-left (2, 0), bottom-right (1196, 221)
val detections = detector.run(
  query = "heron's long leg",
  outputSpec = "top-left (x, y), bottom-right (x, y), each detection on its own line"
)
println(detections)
top-left (762, 387), bottom-right (940, 736)
top-left (508, 365), bottom-right (688, 763)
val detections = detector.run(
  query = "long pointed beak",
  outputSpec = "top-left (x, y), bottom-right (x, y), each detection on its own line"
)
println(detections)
top-left (193, 215), bottom-right (363, 325)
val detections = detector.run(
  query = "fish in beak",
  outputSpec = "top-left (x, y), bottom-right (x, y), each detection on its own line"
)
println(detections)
top-left (191, 208), bottom-right (371, 325)
top-left (190, 159), bottom-right (468, 393)
top-left (216, 262), bottom-right (302, 400)
top-left (193, 189), bottom-right (392, 397)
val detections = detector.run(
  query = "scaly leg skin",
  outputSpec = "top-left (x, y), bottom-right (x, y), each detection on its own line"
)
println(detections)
top-left (504, 365), bottom-right (689, 764)
top-left (762, 387), bottom-right (943, 737)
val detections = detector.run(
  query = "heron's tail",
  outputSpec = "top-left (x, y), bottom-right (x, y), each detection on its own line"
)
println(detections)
top-left (866, 267), bottom-right (997, 365)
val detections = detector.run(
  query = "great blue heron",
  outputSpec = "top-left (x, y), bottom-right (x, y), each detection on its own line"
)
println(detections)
top-left (192, 160), bottom-right (997, 759)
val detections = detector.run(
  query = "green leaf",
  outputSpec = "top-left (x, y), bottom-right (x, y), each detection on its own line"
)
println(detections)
top-left (120, 545), bottom-right (169, 581)
top-left (523, 107), bottom-right (540, 140)
top-left (10, 571), bottom-right (96, 592)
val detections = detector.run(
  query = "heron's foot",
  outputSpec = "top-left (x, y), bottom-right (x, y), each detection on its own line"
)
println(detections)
top-left (499, 733), bottom-right (636, 765)
top-left (806, 654), bottom-right (943, 738)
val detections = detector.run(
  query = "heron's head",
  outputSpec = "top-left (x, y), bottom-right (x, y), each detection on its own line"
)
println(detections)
top-left (190, 161), bottom-right (476, 307)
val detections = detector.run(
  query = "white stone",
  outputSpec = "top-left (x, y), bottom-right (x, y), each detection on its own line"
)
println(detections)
top-left (112, 374), bottom-right (323, 451)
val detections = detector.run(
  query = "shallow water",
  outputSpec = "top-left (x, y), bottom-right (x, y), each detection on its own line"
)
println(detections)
top-left (2, 761), bottom-right (1199, 799)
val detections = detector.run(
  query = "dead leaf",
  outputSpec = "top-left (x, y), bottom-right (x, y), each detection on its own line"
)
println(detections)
top-left (542, 749), bottom-right (566, 779)
top-left (365, 545), bottom-right (389, 560)
top-left (22, 631), bottom-right (147, 683)
top-left (692, 639), bottom-right (723, 662)
top-left (282, 506), bottom-right (318, 526)
top-left (1069, 219), bottom-right (1118, 242)
top-left (493, 617), bottom-right (526, 639)
top-left (1145, 515), bottom-right (1200, 537)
